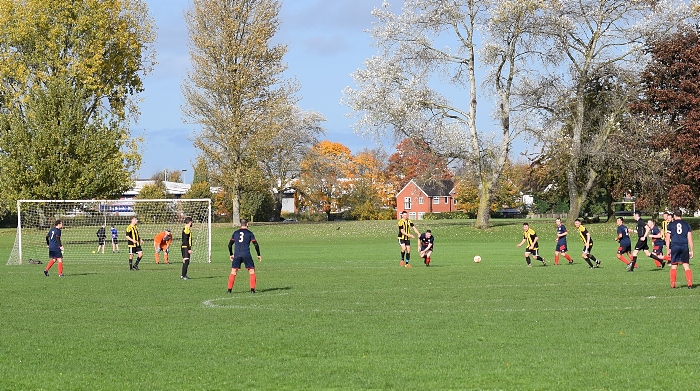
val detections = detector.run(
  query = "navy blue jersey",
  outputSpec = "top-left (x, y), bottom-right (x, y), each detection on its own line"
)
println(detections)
top-left (46, 227), bottom-right (62, 251)
top-left (229, 228), bottom-right (258, 257)
top-left (419, 233), bottom-right (434, 249)
top-left (650, 226), bottom-right (664, 247)
top-left (556, 225), bottom-right (568, 245)
top-left (617, 225), bottom-right (631, 247)
top-left (669, 220), bottom-right (692, 248)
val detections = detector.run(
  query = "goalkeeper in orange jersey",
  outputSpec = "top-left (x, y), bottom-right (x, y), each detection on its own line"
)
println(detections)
top-left (153, 229), bottom-right (172, 264)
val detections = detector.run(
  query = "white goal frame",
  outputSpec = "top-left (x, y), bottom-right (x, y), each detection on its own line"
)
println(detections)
top-left (8, 199), bottom-right (212, 265)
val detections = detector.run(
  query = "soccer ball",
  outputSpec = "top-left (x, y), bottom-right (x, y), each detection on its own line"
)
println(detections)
top-left (473, 255), bottom-right (481, 263)
top-left (92, 251), bottom-right (96, 254)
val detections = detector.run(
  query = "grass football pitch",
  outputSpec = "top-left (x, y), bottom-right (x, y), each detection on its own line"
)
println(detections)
top-left (1, 219), bottom-right (699, 390)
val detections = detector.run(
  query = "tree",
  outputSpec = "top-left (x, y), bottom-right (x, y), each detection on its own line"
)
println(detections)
top-left (343, 0), bottom-right (543, 228)
top-left (0, 0), bottom-right (155, 211)
top-left (259, 106), bottom-right (325, 221)
top-left (529, 0), bottom-right (693, 224)
top-left (182, 0), bottom-right (296, 225)
top-left (634, 26), bottom-right (700, 210)
top-left (345, 148), bottom-right (394, 220)
top-left (298, 140), bottom-right (354, 220)
top-left (386, 138), bottom-right (453, 191)
top-left (134, 182), bottom-right (171, 223)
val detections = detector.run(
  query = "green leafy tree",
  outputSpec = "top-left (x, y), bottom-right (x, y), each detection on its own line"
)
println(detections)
top-left (134, 182), bottom-right (172, 223)
top-left (0, 0), bottom-right (155, 212)
top-left (182, 0), bottom-right (297, 225)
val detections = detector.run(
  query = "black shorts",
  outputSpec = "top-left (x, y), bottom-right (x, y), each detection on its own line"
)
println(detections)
top-left (128, 246), bottom-right (143, 255)
top-left (634, 239), bottom-right (649, 251)
top-left (98, 238), bottom-right (105, 245)
top-left (112, 237), bottom-right (118, 244)
top-left (583, 244), bottom-right (593, 254)
top-left (525, 248), bottom-right (540, 257)
top-left (398, 239), bottom-right (411, 246)
top-left (181, 247), bottom-right (191, 259)
top-left (231, 255), bottom-right (255, 270)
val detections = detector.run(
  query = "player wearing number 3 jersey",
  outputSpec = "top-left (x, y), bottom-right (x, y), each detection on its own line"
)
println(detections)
top-left (227, 219), bottom-right (261, 294)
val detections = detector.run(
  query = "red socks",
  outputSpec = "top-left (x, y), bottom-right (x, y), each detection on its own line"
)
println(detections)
top-left (57, 261), bottom-right (63, 275)
top-left (555, 254), bottom-right (560, 265)
top-left (668, 269), bottom-right (691, 288)
top-left (45, 259), bottom-right (55, 271)
top-left (228, 274), bottom-right (236, 290)
top-left (617, 255), bottom-right (630, 265)
top-left (249, 272), bottom-right (256, 290)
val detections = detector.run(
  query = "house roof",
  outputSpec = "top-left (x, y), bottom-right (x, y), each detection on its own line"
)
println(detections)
top-left (397, 179), bottom-right (455, 197)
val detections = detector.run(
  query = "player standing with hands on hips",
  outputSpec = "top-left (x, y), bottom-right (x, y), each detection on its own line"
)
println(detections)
top-left (44, 220), bottom-right (64, 277)
top-left (666, 209), bottom-right (694, 289)
top-left (228, 219), bottom-right (261, 293)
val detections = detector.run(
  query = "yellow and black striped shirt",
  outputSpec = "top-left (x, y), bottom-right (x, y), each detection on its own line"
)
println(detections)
top-left (125, 224), bottom-right (140, 247)
top-left (523, 228), bottom-right (538, 250)
top-left (577, 225), bottom-right (593, 244)
top-left (398, 219), bottom-right (414, 240)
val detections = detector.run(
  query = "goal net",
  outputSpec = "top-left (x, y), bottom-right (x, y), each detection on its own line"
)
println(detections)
top-left (6, 199), bottom-right (211, 265)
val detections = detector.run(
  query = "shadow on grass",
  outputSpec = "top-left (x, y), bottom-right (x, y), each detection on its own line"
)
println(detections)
top-left (258, 286), bottom-right (292, 293)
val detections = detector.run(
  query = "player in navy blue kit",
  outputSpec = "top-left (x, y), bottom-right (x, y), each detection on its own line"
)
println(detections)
top-left (647, 219), bottom-right (666, 269)
top-left (419, 230), bottom-right (434, 266)
top-left (44, 220), bottom-right (64, 277)
top-left (227, 219), bottom-right (261, 293)
top-left (666, 209), bottom-right (694, 289)
top-left (554, 218), bottom-right (574, 265)
top-left (615, 217), bottom-right (633, 268)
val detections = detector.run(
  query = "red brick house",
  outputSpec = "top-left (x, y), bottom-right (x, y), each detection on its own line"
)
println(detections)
top-left (395, 179), bottom-right (456, 220)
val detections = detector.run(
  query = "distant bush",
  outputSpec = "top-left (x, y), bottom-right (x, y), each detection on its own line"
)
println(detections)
top-left (423, 212), bottom-right (471, 220)
top-left (282, 212), bottom-right (328, 222)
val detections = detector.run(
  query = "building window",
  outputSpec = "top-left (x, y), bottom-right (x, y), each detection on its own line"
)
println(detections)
top-left (409, 212), bottom-right (417, 220)
top-left (418, 197), bottom-right (424, 205)
top-left (444, 197), bottom-right (449, 204)
top-left (404, 197), bottom-right (411, 210)
top-left (433, 197), bottom-right (440, 204)
top-left (417, 212), bottom-right (425, 220)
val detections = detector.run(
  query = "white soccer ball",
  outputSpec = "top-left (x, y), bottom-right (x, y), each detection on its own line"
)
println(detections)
top-left (473, 255), bottom-right (481, 263)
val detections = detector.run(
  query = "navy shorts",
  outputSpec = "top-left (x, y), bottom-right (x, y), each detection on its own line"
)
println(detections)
top-left (49, 250), bottom-right (62, 259)
top-left (670, 245), bottom-right (690, 264)
top-left (231, 256), bottom-right (255, 270)
top-left (652, 244), bottom-right (664, 255)
top-left (556, 242), bottom-right (568, 253)
top-left (420, 245), bottom-right (433, 253)
top-left (129, 246), bottom-right (143, 255)
top-left (618, 244), bottom-right (631, 254)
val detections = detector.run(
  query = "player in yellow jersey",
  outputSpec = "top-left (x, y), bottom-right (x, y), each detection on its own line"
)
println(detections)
top-left (517, 223), bottom-right (547, 267)
top-left (397, 211), bottom-right (420, 268)
top-left (573, 219), bottom-right (600, 268)
top-left (125, 216), bottom-right (144, 270)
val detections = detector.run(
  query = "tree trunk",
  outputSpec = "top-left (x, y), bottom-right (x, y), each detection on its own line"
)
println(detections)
top-left (231, 188), bottom-right (241, 226)
top-left (474, 180), bottom-right (491, 229)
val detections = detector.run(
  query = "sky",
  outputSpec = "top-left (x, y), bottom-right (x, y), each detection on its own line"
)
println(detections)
top-left (134, 0), bottom-right (391, 181)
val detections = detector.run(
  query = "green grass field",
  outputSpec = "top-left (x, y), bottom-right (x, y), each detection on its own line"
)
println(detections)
top-left (1, 219), bottom-right (699, 390)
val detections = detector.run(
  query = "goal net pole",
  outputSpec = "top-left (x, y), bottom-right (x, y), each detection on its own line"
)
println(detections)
top-left (7, 199), bottom-right (212, 266)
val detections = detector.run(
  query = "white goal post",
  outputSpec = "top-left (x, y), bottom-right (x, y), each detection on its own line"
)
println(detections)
top-left (6, 199), bottom-right (211, 265)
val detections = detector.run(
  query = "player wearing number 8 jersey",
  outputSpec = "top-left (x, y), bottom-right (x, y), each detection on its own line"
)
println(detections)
top-left (666, 209), bottom-right (694, 289)
top-left (228, 219), bottom-right (261, 293)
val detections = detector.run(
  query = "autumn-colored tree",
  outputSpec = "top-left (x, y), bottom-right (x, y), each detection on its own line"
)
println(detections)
top-left (454, 161), bottom-right (526, 218)
top-left (298, 141), bottom-right (354, 220)
top-left (345, 149), bottom-right (393, 220)
top-left (635, 26), bottom-right (700, 210)
top-left (386, 138), bottom-right (453, 192)
top-left (0, 0), bottom-right (154, 211)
